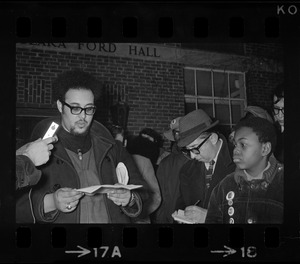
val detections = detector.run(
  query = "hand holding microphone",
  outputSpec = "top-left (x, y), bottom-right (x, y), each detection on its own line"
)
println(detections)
top-left (16, 136), bottom-right (58, 166)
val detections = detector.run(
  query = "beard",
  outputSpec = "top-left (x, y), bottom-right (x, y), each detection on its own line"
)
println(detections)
top-left (69, 120), bottom-right (91, 136)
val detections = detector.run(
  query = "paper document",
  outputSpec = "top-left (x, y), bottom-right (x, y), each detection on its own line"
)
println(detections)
top-left (76, 184), bottom-right (143, 194)
top-left (172, 209), bottom-right (197, 224)
top-left (116, 162), bottom-right (129, 185)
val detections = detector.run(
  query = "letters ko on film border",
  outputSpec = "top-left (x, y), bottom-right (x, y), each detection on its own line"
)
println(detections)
top-left (0, 2), bottom-right (299, 263)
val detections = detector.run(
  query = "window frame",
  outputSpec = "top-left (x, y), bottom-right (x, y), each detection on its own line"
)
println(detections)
top-left (184, 67), bottom-right (247, 130)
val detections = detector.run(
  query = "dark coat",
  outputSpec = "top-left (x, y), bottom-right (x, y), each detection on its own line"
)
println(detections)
top-left (16, 155), bottom-right (41, 190)
top-left (175, 135), bottom-right (235, 211)
top-left (16, 117), bottom-right (149, 223)
top-left (152, 152), bottom-right (189, 223)
top-left (274, 126), bottom-right (284, 164)
top-left (205, 156), bottom-right (283, 224)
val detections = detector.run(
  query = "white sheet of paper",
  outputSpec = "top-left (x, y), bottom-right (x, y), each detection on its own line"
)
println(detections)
top-left (116, 162), bottom-right (129, 185)
top-left (172, 209), bottom-right (197, 224)
top-left (76, 184), bottom-right (142, 194)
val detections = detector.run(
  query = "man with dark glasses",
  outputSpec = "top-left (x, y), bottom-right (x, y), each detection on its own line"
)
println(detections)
top-left (16, 70), bottom-right (148, 223)
top-left (173, 109), bottom-right (235, 224)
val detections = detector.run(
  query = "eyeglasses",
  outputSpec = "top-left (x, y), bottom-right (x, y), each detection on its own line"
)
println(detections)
top-left (273, 107), bottom-right (284, 115)
top-left (181, 134), bottom-right (211, 157)
top-left (172, 129), bottom-right (180, 141)
top-left (61, 100), bottom-right (96, 115)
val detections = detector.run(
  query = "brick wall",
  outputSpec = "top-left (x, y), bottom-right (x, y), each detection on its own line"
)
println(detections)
top-left (16, 43), bottom-right (284, 146)
top-left (245, 43), bottom-right (284, 60)
top-left (16, 47), bottom-right (185, 138)
top-left (246, 71), bottom-right (284, 111)
top-left (244, 43), bottom-right (284, 112)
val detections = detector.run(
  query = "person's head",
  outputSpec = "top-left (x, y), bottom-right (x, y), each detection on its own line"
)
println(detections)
top-left (177, 109), bottom-right (220, 163)
top-left (163, 117), bottom-right (181, 142)
top-left (139, 128), bottom-right (163, 148)
top-left (127, 128), bottom-right (162, 169)
top-left (244, 106), bottom-right (274, 124)
top-left (53, 70), bottom-right (102, 136)
top-left (229, 105), bottom-right (274, 145)
top-left (233, 117), bottom-right (277, 174)
top-left (273, 83), bottom-right (284, 131)
top-left (107, 123), bottom-right (126, 146)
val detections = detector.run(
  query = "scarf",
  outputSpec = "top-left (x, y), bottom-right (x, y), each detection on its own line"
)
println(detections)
top-left (57, 126), bottom-right (92, 154)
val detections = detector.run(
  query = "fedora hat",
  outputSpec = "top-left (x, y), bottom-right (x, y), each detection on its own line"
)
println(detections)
top-left (177, 109), bottom-right (219, 147)
top-left (163, 117), bottom-right (181, 141)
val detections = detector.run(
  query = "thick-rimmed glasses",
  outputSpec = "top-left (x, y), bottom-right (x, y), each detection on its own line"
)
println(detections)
top-left (172, 129), bottom-right (180, 142)
top-left (61, 100), bottom-right (96, 115)
top-left (181, 134), bottom-right (211, 157)
top-left (273, 107), bottom-right (284, 115)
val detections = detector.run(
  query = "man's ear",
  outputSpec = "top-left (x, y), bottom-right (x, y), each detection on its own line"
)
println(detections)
top-left (262, 142), bottom-right (271, 157)
top-left (210, 132), bottom-right (219, 145)
top-left (57, 100), bottom-right (63, 113)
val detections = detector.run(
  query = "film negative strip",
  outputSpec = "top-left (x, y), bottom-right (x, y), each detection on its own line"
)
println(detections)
top-left (0, 1), bottom-right (300, 263)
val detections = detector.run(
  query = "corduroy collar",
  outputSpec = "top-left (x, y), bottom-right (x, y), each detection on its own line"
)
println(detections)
top-left (234, 154), bottom-right (282, 185)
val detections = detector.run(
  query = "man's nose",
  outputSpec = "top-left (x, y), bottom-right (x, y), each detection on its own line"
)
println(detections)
top-left (79, 110), bottom-right (86, 119)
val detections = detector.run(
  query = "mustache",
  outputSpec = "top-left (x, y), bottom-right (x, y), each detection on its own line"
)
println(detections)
top-left (76, 120), bottom-right (87, 124)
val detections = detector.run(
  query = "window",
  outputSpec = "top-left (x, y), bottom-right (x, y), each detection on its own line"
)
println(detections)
top-left (184, 67), bottom-right (246, 137)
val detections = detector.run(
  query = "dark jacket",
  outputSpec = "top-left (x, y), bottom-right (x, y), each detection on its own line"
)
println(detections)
top-left (205, 156), bottom-right (283, 224)
top-left (175, 135), bottom-right (235, 211)
top-left (16, 155), bottom-right (41, 190)
top-left (16, 117), bottom-right (149, 223)
top-left (274, 125), bottom-right (284, 164)
top-left (152, 152), bottom-right (189, 223)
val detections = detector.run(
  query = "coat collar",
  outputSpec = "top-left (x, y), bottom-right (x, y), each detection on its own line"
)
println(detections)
top-left (180, 133), bottom-right (234, 179)
top-left (214, 133), bottom-right (234, 169)
top-left (234, 154), bottom-right (283, 185)
top-left (41, 116), bottom-right (115, 144)
top-left (41, 116), bottom-right (116, 162)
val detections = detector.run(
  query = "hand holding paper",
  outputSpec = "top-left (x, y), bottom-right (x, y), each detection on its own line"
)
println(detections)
top-left (172, 206), bottom-right (207, 224)
top-left (172, 209), bottom-right (195, 224)
top-left (184, 206), bottom-right (207, 223)
top-left (76, 184), bottom-right (142, 194)
top-left (106, 183), bottom-right (131, 206)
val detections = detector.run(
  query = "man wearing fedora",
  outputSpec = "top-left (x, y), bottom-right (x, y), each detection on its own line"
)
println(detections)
top-left (174, 109), bottom-right (235, 223)
top-left (152, 117), bottom-right (190, 223)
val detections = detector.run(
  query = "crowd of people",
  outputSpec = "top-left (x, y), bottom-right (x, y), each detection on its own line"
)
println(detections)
top-left (15, 69), bottom-right (286, 224)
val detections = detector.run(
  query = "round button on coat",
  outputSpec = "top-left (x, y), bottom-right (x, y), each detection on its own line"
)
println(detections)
top-left (226, 191), bottom-right (235, 200)
top-left (228, 206), bottom-right (234, 216)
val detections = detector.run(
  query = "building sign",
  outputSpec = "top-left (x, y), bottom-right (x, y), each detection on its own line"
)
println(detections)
top-left (16, 43), bottom-right (257, 72)
top-left (16, 43), bottom-right (180, 62)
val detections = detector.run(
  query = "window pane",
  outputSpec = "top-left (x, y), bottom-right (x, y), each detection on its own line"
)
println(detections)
top-left (184, 69), bottom-right (195, 95)
top-left (231, 101), bottom-right (244, 124)
top-left (185, 102), bottom-right (196, 114)
top-left (213, 72), bottom-right (228, 97)
top-left (215, 100), bottom-right (230, 123)
top-left (198, 100), bottom-right (213, 117)
top-left (196, 70), bottom-right (211, 96)
top-left (229, 73), bottom-right (245, 99)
